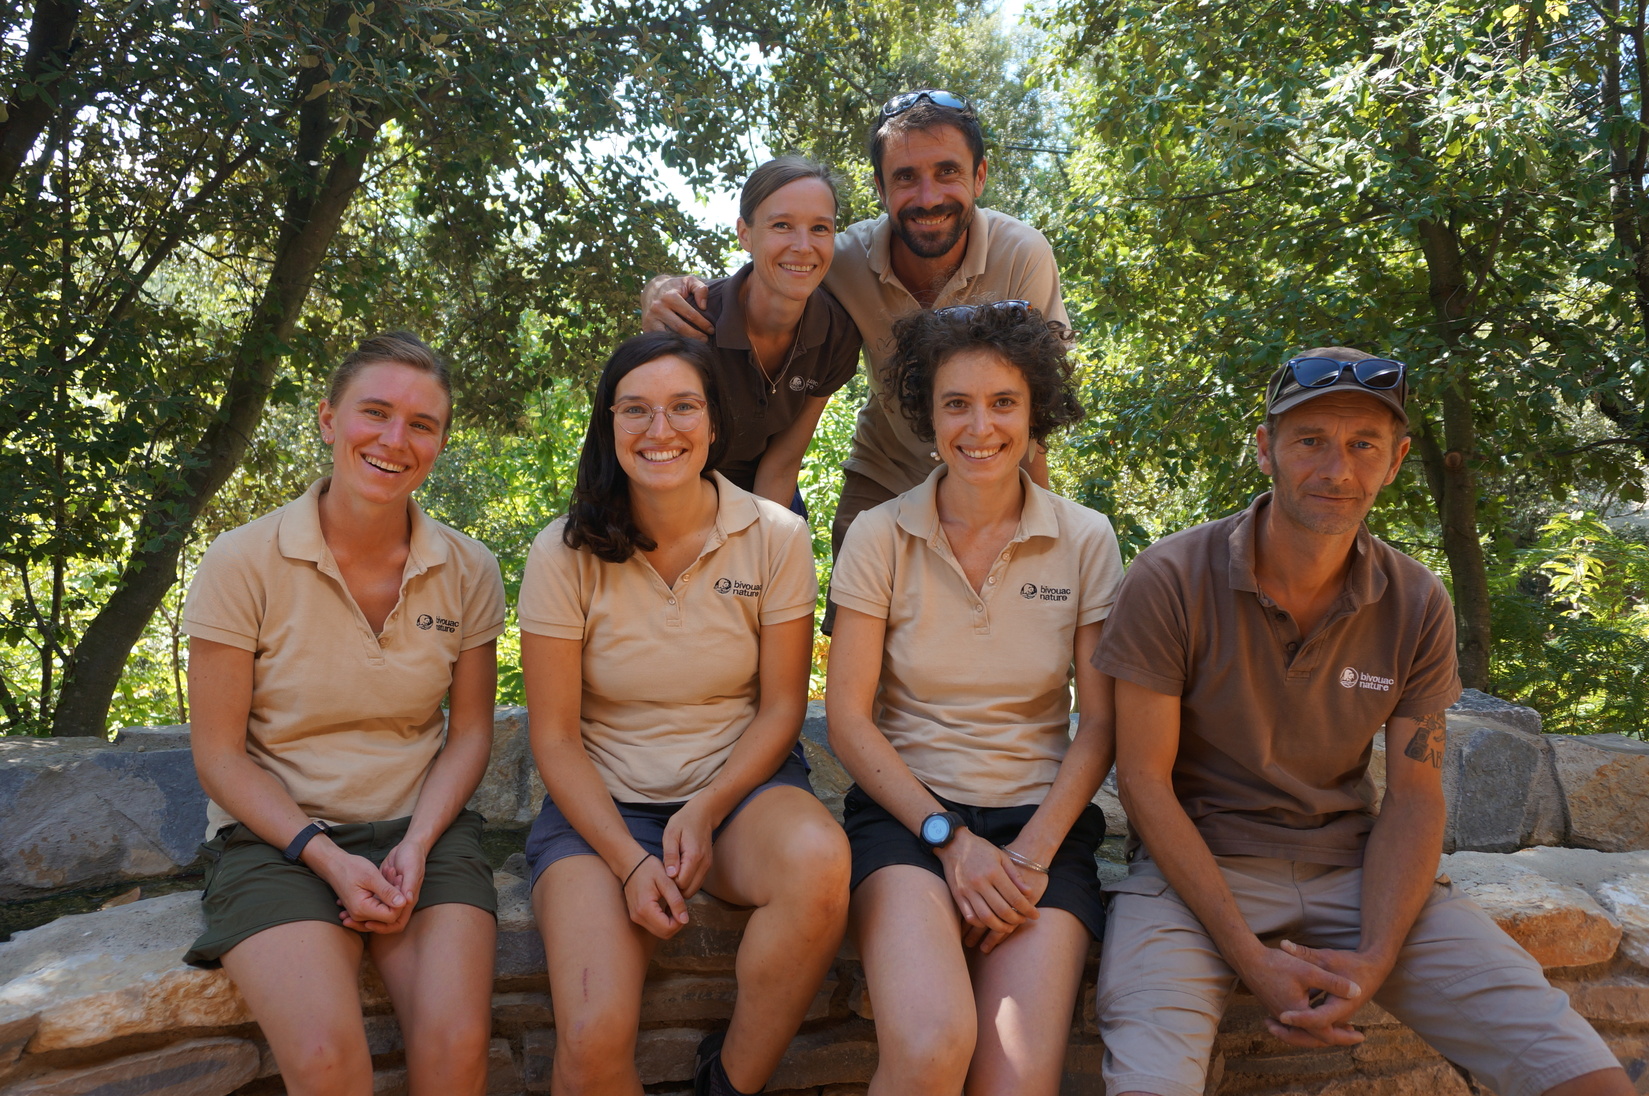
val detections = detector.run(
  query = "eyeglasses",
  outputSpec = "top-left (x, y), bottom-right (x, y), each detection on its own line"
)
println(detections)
top-left (879, 89), bottom-right (976, 120)
top-left (1279, 356), bottom-right (1406, 395)
top-left (611, 398), bottom-right (707, 433)
top-left (933, 299), bottom-right (1033, 322)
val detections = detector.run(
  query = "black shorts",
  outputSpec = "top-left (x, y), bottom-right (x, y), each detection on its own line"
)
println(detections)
top-left (842, 785), bottom-right (1107, 939)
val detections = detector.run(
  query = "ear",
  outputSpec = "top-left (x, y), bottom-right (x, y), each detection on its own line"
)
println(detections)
top-left (318, 400), bottom-right (336, 446)
top-left (972, 156), bottom-right (988, 197)
top-left (1254, 424), bottom-right (1274, 476)
top-left (1382, 434), bottom-right (1412, 486)
top-left (735, 217), bottom-right (751, 254)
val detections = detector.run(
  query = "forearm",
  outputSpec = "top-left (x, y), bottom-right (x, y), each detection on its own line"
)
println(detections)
top-left (1124, 776), bottom-right (1267, 971)
top-left (829, 709), bottom-right (945, 833)
top-left (536, 736), bottom-right (649, 877)
top-left (402, 721), bottom-right (492, 852)
top-left (196, 750), bottom-right (318, 849)
top-left (1356, 790), bottom-right (1446, 967)
top-left (691, 699), bottom-right (805, 824)
top-left (1016, 712), bottom-right (1111, 865)
top-left (751, 451), bottom-right (805, 509)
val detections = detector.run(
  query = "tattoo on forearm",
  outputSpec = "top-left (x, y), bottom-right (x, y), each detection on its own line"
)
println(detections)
top-left (1402, 711), bottom-right (1447, 769)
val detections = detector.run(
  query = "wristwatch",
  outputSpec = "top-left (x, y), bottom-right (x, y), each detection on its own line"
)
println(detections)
top-left (920, 811), bottom-right (967, 849)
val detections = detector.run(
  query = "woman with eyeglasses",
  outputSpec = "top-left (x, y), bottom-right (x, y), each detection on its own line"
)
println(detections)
top-left (182, 332), bottom-right (504, 1095)
top-left (518, 331), bottom-right (850, 1096)
top-left (825, 302), bottom-right (1124, 1096)
top-left (692, 156), bottom-right (861, 517)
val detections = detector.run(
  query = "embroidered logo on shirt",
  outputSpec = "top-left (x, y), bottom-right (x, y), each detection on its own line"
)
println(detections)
top-left (789, 375), bottom-right (806, 392)
top-left (1020, 583), bottom-right (1038, 599)
top-left (416, 614), bottom-right (434, 630)
top-left (1340, 665), bottom-right (1393, 692)
top-left (715, 578), bottom-right (763, 597)
top-left (1021, 584), bottom-right (1072, 603)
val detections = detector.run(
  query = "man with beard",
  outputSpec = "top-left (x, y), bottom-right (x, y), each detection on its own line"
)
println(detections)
top-left (1090, 348), bottom-right (1631, 1096)
top-left (644, 90), bottom-right (1067, 632)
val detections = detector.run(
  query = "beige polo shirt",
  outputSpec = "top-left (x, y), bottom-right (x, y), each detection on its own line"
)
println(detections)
top-left (823, 206), bottom-right (1069, 496)
top-left (517, 474), bottom-right (818, 803)
top-left (182, 479), bottom-right (507, 837)
top-left (830, 467), bottom-right (1123, 807)
top-left (1092, 493), bottom-right (1462, 865)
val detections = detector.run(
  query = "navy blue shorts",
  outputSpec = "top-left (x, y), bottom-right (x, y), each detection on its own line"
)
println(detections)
top-left (526, 746), bottom-right (813, 887)
top-left (842, 784), bottom-right (1108, 939)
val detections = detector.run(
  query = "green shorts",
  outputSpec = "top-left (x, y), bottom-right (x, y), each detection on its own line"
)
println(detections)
top-left (183, 809), bottom-right (496, 968)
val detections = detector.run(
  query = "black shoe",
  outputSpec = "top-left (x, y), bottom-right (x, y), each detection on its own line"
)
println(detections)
top-left (693, 1030), bottom-right (726, 1096)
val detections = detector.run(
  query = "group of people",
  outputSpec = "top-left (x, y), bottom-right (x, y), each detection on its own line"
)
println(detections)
top-left (180, 89), bottom-right (1633, 1096)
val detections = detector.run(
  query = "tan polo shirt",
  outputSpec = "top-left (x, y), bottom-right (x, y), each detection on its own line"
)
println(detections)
top-left (517, 474), bottom-right (818, 803)
top-left (830, 467), bottom-right (1123, 807)
top-left (183, 479), bottom-right (507, 837)
top-left (823, 207), bottom-right (1069, 496)
top-left (1092, 493), bottom-right (1462, 865)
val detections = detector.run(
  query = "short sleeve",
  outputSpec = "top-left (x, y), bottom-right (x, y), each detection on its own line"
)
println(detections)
top-left (758, 517), bottom-right (820, 626)
top-left (1089, 550), bottom-right (1189, 697)
top-left (517, 520), bottom-right (588, 640)
top-left (1389, 578), bottom-right (1463, 719)
top-left (1076, 510), bottom-right (1125, 627)
top-left (182, 533), bottom-right (262, 652)
top-left (1006, 224), bottom-right (1069, 327)
top-left (815, 296), bottom-right (863, 399)
top-left (829, 507), bottom-right (896, 620)
top-left (458, 542), bottom-right (508, 650)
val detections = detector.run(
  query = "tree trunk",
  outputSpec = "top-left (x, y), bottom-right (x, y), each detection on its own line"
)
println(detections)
top-left (1595, 5), bottom-right (1649, 460)
top-left (0, 0), bottom-right (83, 190)
top-left (1415, 215), bottom-right (1492, 691)
top-left (49, 74), bottom-right (384, 736)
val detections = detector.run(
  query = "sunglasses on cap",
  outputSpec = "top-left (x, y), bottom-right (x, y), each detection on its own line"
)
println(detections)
top-left (933, 299), bottom-right (1033, 322)
top-left (1274, 356), bottom-right (1406, 399)
top-left (879, 89), bottom-right (976, 120)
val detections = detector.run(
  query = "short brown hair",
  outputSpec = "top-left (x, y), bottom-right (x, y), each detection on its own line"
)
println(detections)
top-left (890, 302), bottom-right (1083, 444)
top-left (326, 332), bottom-right (453, 431)
top-left (868, 98), bottom-right (986, 185)
top-left (738, 155), bottom-right (840, 225)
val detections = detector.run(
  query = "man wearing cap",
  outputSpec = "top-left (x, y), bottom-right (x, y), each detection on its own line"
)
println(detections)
top-left (1091, 348), bottom-right (1631, 1096)
top-left (644, 89), bottom-right (1067, 632)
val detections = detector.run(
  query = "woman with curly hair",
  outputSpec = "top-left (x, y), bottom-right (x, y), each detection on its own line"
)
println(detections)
top-left (825, 301), bottom-right (1124, 1096)
top-left (518, 331), bottom-right (850, 1096)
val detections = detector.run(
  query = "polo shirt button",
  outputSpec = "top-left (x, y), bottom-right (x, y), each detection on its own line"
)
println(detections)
top-left (1287, 642), bottom-right (1298, 654)
top-left (668, 597), bottom-right (677, 605)
top-left (1001, 550), bottom-right (1011, 560)
top-left (1274, 612), bottom-right (1287, 622)
top-left (987, 576), bottom-right (996, 585)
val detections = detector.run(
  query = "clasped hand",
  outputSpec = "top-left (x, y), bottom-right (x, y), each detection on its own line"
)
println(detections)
top-left (330, 842), bottom-right (420, 934)
top-left (622, 798), bottom-right (718, 940)
top-left (1242, 939), bottom-right (1385, 1047)
top-left (938, 829), bottom-right (1044, 954)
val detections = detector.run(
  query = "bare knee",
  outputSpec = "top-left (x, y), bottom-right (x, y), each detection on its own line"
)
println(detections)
top-left (275, 1030), bottom-right (372, 1096)
top-left (770, 818), bottom-right (851, 911)
top-left (404, 1008), bottom-right (491, 1080)
top-left (876, 1005), bottom-right (976, 1092)
top-left (554, 1009), bottom-right (639, 1089)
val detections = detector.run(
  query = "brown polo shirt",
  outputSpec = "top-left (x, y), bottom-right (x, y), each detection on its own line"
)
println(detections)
top-left (182, 479), bottom-right (507, 837)
top-left (517, 474), bottom-right (818, 803)
top-left (701, 263), bottom-right (861, 492)
top-left (1092, 493), bottom-right (1462, 865)
top-left (831, 467), bottom-right (1124, 807)
top-left (823, 207), bottom-right (1070, 496)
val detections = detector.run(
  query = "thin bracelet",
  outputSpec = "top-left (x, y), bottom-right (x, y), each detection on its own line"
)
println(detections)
top-left (1005, 848), bottom-right (1050, 875)
top-left (621, 852), bottom-right (652, 890)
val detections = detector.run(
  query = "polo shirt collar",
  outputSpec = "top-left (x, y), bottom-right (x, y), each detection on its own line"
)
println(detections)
top-left (895, 464), bottom-right (1059, 547)
top-left (1226, 492), bottom-right (1387, 607)
top-left (867, 207), bottom-right (996, 295)
top-left (277, 477), bottom-right (447, 575)
top-left (709, 471), bottom-right (761, 538)
top-left (713, 264), bottom-right (832, 354)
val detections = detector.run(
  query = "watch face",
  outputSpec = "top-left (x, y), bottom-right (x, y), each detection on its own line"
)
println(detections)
top-left (921, 813), bottom-right (952, 846)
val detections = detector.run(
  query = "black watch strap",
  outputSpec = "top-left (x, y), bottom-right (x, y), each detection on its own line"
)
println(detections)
top-left (283, 820), bottom-right (332, 863)
top-left (920, 810), bottom-right (967, 848)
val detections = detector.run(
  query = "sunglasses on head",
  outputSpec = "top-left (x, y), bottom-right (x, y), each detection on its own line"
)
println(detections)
top-left (933, 299), bottom-right (1033, 322)
top-left (879, 89), bottom-right (976, 120)
top-left (1280, 356), bottom-right (1406, 394)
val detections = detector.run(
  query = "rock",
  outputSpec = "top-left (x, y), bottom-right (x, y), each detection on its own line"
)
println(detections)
top-left (635, 1027), bottom-right (701, 1085)
top-left (1441, 851), bottom-right (1622, 968)
top-left (112, 725), bottom-right (193, 750)
top-left (468, 706), bottom-right (542, 827)
top-left (494, 870), bottom-right (546, 984)
top-left (521, 1028), bottom-right (554, 1093)
top-left (1551, 735), bottom-right (1649, 852)
top-left (1449, 689), bottom-right (1543, 736)
top-left (767, 1020), bottom-right (877, 1090)
top-left (1594, 874), bottom-right (1649, 970)
top-left (1447, 714), bottom-right (1563, 853)
top-left (652, 896), bottom-right (753, 973)
top-left (1060, 1035), bottom-right (1106, 1094)
top-left (372, 1067), bottom-right (407, 1095)
top-left (491, 991), bottom-right (553, 1030)
top-left (0, 737), bottom-right (206, 898)
top-left (5, 1036), bottom-right (257, 1095)
top-left (1558, 975), bottom-right (1649, 1023)
top-left (100, 886), bottom-right (143, 910)
top-left (487, 1037), bottom-right (522, 1094)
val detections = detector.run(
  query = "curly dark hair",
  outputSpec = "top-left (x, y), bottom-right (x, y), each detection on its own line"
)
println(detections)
top-left (563, 332), bottom-right (730, 564)
top-left (890, 301), bottom-right (1083, 444)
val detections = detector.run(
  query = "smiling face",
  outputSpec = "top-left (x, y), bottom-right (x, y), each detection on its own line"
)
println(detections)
top-left (612, 355), bottom-right (715, 496)
top-left (736, 177), bottom-right (836, 305)
top-left (318, 361), bottom-right (449, 506)
top-left (875, 124), bottom-right (987, 261)
top-left (1255, 390), bottom-right (1410, 537)
top-left (931, 347), bottom-right (1031, 488)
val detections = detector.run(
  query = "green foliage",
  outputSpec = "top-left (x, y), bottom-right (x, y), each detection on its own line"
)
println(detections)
top-left (1490, 513), bottom-right (1649, 738)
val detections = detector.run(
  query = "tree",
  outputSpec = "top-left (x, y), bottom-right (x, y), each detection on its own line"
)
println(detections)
top-left (1, 0), bottom-right (806, 735)
top-left (1044, 0), bottom-right (1648, 690)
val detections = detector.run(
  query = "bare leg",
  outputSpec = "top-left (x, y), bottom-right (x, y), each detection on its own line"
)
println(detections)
top-left (1542, 1069), bottom-right (1636, 1096)
top-left (703, 786), bottom-right (851, 1091)
top-left (371, 903), bottom-right (497, 1096)
top-left (964, 908), bottom-right (1089, 1096)
top-left (534, 855), bottom-right (658, 1096)
top-left (852, 865), bottom-right (977, 1096)
top-left (221, 921), bottom-right (371, 1096)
